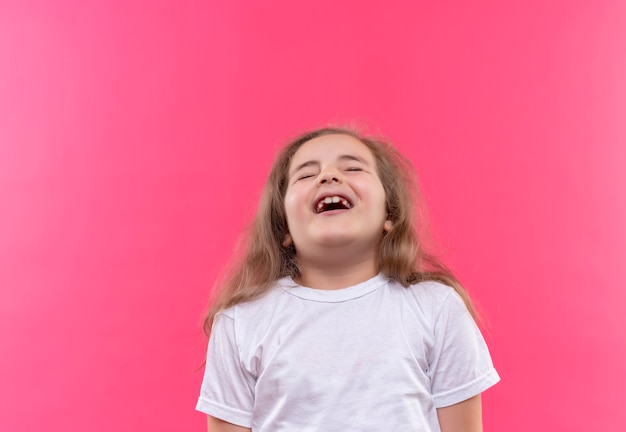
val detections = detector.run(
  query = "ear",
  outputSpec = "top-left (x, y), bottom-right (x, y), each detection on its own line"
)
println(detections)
top-left (383, 220), bottom-right (393, 232)
top-left (282, 233), bottom-right (293, 247)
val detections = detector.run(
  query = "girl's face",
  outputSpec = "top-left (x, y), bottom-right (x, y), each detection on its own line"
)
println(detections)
top-left (283, 134), bottom-right (391, 263)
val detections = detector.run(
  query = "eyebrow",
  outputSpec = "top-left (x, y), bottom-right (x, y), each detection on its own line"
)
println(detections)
top-left (290, 155), bottom-right (368, 176)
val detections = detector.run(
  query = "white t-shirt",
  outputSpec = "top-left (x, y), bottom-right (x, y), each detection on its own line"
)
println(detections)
top-left (196, 274), bottom-right (500, 431)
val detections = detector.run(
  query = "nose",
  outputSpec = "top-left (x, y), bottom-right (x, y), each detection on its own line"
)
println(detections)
top-left (316, 167), bottom-right (342, 185)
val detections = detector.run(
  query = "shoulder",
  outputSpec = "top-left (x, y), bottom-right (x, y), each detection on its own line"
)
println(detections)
top-left (383, 277), bottom-right (472, 330)
top-left (407, 279), bottom-right (456, 299)
top-left (219, 278), bottom-right (291, 321)
top-left (398, 278), bottom-right (458, 309)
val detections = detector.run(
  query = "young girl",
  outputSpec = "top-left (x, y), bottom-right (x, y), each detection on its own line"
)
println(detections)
top-left (196, 127), bottom-right (500, 432)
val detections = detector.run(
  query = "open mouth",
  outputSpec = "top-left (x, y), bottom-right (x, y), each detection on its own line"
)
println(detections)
top-left (314, 195), bottom-right (353, 213)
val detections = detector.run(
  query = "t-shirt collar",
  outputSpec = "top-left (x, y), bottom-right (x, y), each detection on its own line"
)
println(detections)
top-left (278, 273), bottom-right (387, 303)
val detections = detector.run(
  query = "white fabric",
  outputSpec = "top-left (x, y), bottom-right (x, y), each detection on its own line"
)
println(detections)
top-left (196, 274), bottom-right (500, 431)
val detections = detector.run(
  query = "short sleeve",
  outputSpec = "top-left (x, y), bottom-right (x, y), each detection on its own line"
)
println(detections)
top-left (428, 291), bottom-right (500, 408)
top-left (196, 312), bottom-right (255, 427)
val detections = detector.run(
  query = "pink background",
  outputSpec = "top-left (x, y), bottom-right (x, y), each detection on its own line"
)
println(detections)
top-left (1, 1), bottom-right (625, 431)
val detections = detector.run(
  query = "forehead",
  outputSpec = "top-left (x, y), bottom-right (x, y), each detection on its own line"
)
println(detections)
top-left (289, 134), bottom-right (376, 169)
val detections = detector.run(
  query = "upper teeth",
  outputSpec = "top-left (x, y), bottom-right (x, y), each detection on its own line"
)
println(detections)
top-left (317, 196), bottom-right (351, 211)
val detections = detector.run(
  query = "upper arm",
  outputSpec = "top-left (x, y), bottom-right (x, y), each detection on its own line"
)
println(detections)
top-left (207, 416), bottom-right (251, 432)
top-left (198, 314), bottom-right (255, 428)
top-left (429, 290), bottom-right (499, 408)
top-left (436, 394), bottom-right (483, 432)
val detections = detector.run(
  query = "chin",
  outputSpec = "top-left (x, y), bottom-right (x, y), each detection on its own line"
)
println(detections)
top-left (316, 232), bottom-right (373, 248)
top-left (316, 237), bottom-right (355, 247)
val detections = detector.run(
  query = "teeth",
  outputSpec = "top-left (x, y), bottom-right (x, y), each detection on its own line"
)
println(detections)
top-left (316, 195), bottom-right (352, 212)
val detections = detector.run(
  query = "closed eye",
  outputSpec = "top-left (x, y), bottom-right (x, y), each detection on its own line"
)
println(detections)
top-left (297, 173), bottom-right (316, 180)
top-left (345, 167), bottom-right (363, 172)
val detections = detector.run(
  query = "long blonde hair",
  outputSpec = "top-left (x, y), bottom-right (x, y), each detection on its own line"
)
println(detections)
top-left (203, 127), bottom-right (477, 335)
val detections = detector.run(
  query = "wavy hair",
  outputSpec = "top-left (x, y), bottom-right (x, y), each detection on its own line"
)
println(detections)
top-left (203, 127), bottom-right (477, 335)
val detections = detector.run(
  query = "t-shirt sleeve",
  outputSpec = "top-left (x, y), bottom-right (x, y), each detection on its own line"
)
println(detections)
top-left (195, 312), bottom-right (255, 427)
top-left (428, 290), bottom-right (500, 408)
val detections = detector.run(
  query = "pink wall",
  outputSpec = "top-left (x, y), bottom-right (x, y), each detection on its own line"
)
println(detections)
top-left (1, 1), bottom-right (625, 431)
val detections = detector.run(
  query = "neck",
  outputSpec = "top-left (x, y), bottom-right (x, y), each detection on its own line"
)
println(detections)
top-left (295, 255), bottom-right (379, 290)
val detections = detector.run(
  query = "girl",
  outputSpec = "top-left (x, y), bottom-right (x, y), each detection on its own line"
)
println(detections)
top-left (196, 127), bottom-right (499, 432)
